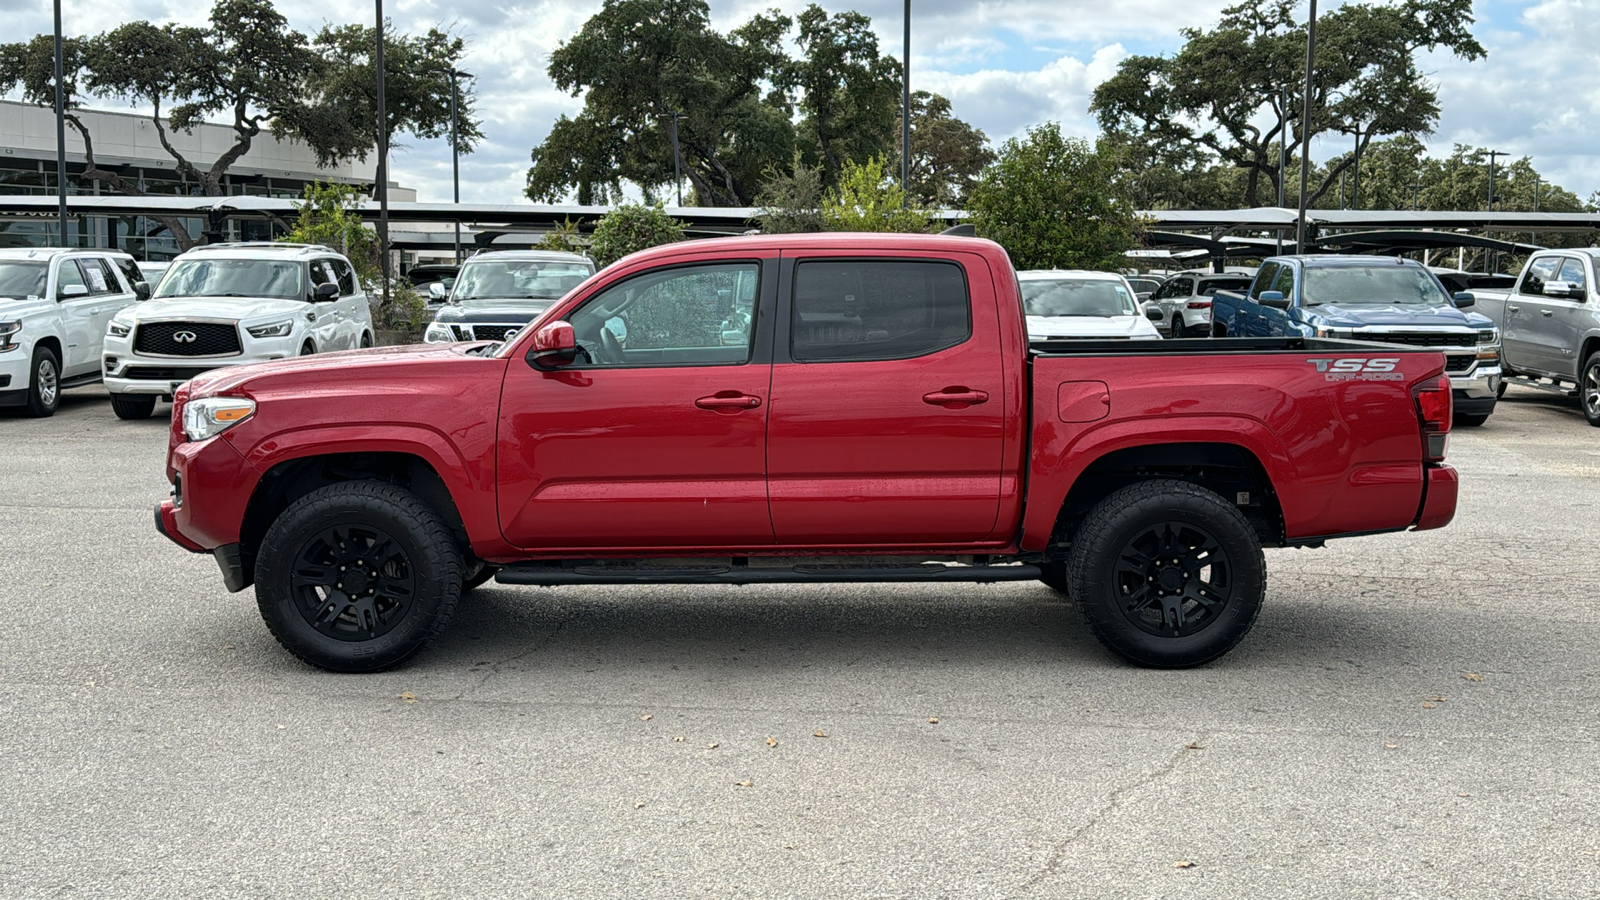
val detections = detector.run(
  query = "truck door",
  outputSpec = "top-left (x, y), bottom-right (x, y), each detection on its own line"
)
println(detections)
top-left (52, 259), bottom-right (103, 376)
top-left (766, 252), bottom-right (1005, 545)
top-left (1257, 263), bottom-right (1297, 336)
top-left (1536, 256), bottom-right (1592, 378)
top-left (497, 257), bottom-right (777, 550)
top-left (1506, 256), bottom-right (1559, 373)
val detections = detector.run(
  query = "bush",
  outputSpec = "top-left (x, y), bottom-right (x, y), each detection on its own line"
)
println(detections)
top-left (754, 155), bottom-right (825, 234)
top-left (820, 156), bottom-right (935, 233)
top-left (588, 203), bottom-right (686, 268)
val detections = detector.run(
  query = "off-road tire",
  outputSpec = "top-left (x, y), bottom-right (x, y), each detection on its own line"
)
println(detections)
top-left (111, 394), bottom-right (157, 420)
top-left (255, 481), bottom-right (463, 672)
top-left (463, 563), bottom-right (499, 592)
top-left (1066, 479), bottom-right (1265, 668)
top-left (24, 345), bottom-right (61, 417)
top-left (1582, 352), bottom-right (1600, 427)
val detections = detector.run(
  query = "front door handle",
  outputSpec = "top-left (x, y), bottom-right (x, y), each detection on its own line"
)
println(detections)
top-left (695, 393), bottom-right (761, 410)
top-left (1507, 305), bottom-right (1520, 313)
top-left (922, 387), bottom-right (989, 407)
top-left (1542, 309), bottom-right (1554, 317)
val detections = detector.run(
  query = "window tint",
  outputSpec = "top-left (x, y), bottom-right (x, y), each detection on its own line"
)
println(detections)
top-left (567, 262), bottom-right (760, 368)
top-left (791, 260), bottom-right (970, 362)
top-left (1520, 256), bottom-right (1561, 296)
top-left (1175, 277), bottom-right (1196, 297)
top-left (1557, 257), bottom-right (1587, 292)
top-left (1198, 278), bottom-right (1252, 297)
top-left (1251, 263), bottom-right (1280, 298)
top-left (80, 258), bottom-right (118, 294)
top-left (310, 260), bottom-right (339, 290)
top-left (112, 257), bottom-right (143, 289)
top-left (332, 259), bottom-right (357, 296)
top-left (55, 260), bottom-right (87, 297)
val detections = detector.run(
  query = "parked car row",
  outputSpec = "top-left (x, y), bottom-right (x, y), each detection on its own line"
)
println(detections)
top-left (1, 242), bottom-right (374, 419)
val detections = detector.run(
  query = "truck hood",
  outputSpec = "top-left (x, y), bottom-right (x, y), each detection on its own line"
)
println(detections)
top-left (1307, 303), bottom-right (1491, 330)
top-left (433, 301), bottom-right (557, 324)
top-left (1026, 314), bottom-right (1162, 340)
top-left (0, 295), bottom-right (52, 320)
top-left (188, 342), bottom-right (488, 397)
top-left (128, 296), bottom-right (310, 323)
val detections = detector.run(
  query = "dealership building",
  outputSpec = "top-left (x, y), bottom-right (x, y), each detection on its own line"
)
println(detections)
top-left (0, 99), bottom-right (413, 259)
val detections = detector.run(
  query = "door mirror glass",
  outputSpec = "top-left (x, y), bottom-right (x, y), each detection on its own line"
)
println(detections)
top-left (1144, 304), bottom-right (1164, 321)
top-left (1258, 290), bottom-right (1290, 309)
top-left (1451, 292), bottom-right (1475, 308)
top-left (313, 282), bottom-right (340, 302)
top-left (134, 281), bottom-right (151, 301)
top-left (525, 321), bottom-right (578, 369)
top-left (428, 282), bottom-right (448, 302)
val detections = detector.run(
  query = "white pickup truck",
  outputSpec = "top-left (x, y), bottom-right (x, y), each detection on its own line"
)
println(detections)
top-left (0, 248), bottom-right (147, 417)
top-left (1467, 248), bottom-right (1600, 426)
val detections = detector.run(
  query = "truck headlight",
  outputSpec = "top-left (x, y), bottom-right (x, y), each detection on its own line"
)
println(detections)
top-left (424, 322), bottom-right (456, 343)
top-left (108, 320), bottom-right (132, 338)
top-left (182, 396), bottom-right (255, 442)
top-left (246, 320), bottom-right (295, 339)
top-left (0, 320), bottom-right (19, 352)
top-left (1477, 330), bottom-right (1497, 344)
top-left (1313, 326), bottom-right (1352, 339)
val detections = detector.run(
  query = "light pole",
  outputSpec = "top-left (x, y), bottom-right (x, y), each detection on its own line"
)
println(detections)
top-left (53, 0), bottom-right (67, 246)
top-left (1486, 149), bottom-right (1506, 211)
top-left (1276, 83), bottom-right (1288, 253)
top-left (665, 111), bottom-right (683, 207)
top-left (901, 0), bottom-right (911, 206)
top-left (375, 0), bottom-right (390, 307)
top-left (1295, 0), bottom-right (1318, 255)
top-left (449, 68), bottom-right (471, 263)
top-left (1350, 122), bottom-right (1363, 209)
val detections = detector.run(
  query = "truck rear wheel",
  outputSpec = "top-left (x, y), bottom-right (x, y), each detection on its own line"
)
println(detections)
top-left (254, 481), bottom-right (464, 672)
top-left (1066, 479), bottom-right (1264, 668)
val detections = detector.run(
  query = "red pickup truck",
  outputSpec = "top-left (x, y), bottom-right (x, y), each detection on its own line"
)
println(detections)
top-left (155, 233), bottom-right (1458, 672)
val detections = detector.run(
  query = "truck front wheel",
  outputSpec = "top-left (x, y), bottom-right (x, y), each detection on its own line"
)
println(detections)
top-left (1066, 479), bottom-right (1264, 668)
top-left (254, 481), bottom-right (464, 672)
top-left (1583, 352), bottom-right (1600, 427)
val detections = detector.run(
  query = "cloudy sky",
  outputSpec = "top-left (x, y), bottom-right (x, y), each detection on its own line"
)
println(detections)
top-left (6, 0), bottom-right (1598, 206)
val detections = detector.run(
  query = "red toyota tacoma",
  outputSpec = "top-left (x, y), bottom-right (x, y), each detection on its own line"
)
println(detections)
top-left (155, 233), bottom-right (1458, 672)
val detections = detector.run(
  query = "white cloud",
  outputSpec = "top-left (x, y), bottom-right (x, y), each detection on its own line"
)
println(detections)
top-left (915, 44), bottom-right (1130, 143)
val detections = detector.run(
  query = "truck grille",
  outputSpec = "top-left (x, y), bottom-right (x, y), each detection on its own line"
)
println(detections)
top-left (134, 322), bottom-right (242, 357)
top-left (1355, 331), bottom-right (1472, 349)
top-left (1444, 355), bottom-right (1475, 373)
top-left (468, 324), bottom-right (523, 342)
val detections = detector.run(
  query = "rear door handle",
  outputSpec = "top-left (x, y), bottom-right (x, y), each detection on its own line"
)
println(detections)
top-left (1542, 309), bottom-right (1554, 317)
top-left (695, 393), bottom-right (761, 410)
top-left (923, 388), bottom-right (989, 407)
top-left (1507, 305), bottom-right (1520, 312)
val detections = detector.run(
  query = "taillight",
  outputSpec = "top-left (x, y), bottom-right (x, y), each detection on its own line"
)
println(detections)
top-left (1186, 301), bottom-right (1212, 309)
top-left (1413, 374), bottom-right (1451, 461)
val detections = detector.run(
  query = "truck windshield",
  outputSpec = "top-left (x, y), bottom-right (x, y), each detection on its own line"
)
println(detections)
top-left (1021, 279), bottom-right (1136, 317)
top-left (452, 261), bottom-right (592, 304)
top-left (0, 262), bottom-right (48, 299)
top-left (1302, 266), bottom-right (1453, 307)
top-left (154, 259), bottom-right (305, 300)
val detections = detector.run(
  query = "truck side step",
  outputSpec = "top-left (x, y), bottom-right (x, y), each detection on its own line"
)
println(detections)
top-left (1503, 374), bottom-right (1577, 397)
top-left (495, 562), bottom-right (1044, 587)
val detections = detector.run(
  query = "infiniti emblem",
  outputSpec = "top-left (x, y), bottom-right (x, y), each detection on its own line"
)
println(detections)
top-left (173, 331), bottom-right (198, 343)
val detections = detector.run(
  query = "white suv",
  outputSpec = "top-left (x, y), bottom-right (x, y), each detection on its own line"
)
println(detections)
top-left (102, 243), bottom-right (375, 419)
top-left (0, 248), bottom-right (145, 417)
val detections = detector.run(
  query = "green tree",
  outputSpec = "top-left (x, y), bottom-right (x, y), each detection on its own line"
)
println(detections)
top-left (967, 125), bottom-right (1142, 270)
top-left (753, 154), bottom-right (826, 234)
top-left (1091, 0), bottom-right (1485, 208)
top-left (588, 203), bottom-right (686, 269)
top-left (537, 219), bottom-right (587, 254)
top-left (780, 5), bottom-right (901, 186)
top-left (819, 156), bottom-right (935, 233)
top-left (0, 0), bottom-right (480, 249)
top-left (527, 0), bottom-right (793, 206)
top-left (900, 91), bottom-right (995, 209)
top-left (280, 182), bottom-right (424, 334)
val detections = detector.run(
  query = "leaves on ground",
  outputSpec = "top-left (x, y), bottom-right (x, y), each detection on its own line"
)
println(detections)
top-left (399, 691), bottom-right (417, 704)
top-left (640, 714), bottom-right (652, 721)
top-left (1384, 743), bottom-right (1399, 750)
top-left (707, 742), bottom-right (719, 750)
top-left (1461, 672), bottom-right (1482, 682)
top-left (1184, 741), bottom-right (1204, 750)
top-left (766, 737), bottom-right (778, 748)
top-left (1421, 702), bottom-right (1437, 709)
top-left (1174, 860), bottom-right (1195, 869)
top-left (735, 779), bottom-right (752, 788)
top-left (927, 717), bottom-right (939, 724)
top-left (814, 730), bottom-right (828, 738)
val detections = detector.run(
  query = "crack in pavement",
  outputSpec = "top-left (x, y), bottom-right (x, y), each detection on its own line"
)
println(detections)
top-left (1019, 732), bottom-right (1207, 895)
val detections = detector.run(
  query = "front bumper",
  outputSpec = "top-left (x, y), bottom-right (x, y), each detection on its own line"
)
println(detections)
top-left (103, 328), bottom-right (302, 396)
top-left (0, 341), bottom-right (32, 405)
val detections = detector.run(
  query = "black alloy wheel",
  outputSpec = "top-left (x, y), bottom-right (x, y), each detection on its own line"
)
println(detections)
top-left (255, 481), bottom-right (463, 672)
top-left (1067, 479), bottom-right (1264, 668)
top-left (1583, 352), bottom-right (1600, 427)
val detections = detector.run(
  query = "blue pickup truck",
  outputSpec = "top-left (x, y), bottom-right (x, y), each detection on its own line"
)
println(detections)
top-left (1210, 255), bottom-right (1502, 425)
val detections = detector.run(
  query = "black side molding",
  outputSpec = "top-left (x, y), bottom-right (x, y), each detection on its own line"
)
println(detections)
top-left (496, 562), bottom-right (1042, 587)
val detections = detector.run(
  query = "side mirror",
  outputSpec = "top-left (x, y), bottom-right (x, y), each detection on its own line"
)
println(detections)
top-left (59, 284), bottom-right (89, 299)
top-left (1144, 305), bottom-right (1164, 321)
top-left (134, 281), bottom-right (151, 301)
top-left (428, 282), bottom-right (448, 302)
top-left (1544, 280), bottom-right (1585, 300)
top-left (1258, 290), bottom-right (1290, 309)
top-left (313, 282), bottom-right (339, 302)
top-left (1452, 292), bottom-right (1475, 308)
top-left (525, 321), bottom-right (578, 370)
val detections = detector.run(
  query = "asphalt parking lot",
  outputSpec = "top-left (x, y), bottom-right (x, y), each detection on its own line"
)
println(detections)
top-left (2, 386), bottom-right (1597, 898)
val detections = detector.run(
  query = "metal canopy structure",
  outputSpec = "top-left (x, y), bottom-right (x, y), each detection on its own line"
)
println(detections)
top-left (1313, 229), bottom-right (1545, 256)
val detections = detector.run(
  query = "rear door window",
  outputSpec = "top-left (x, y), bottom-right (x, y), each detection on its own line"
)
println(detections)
top-left (790, 260), bottom-right (971, 362)
top-left (332, 259), bottom-right (358, 296)
top-left (1556, 258), bottom-right (1587, 294)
